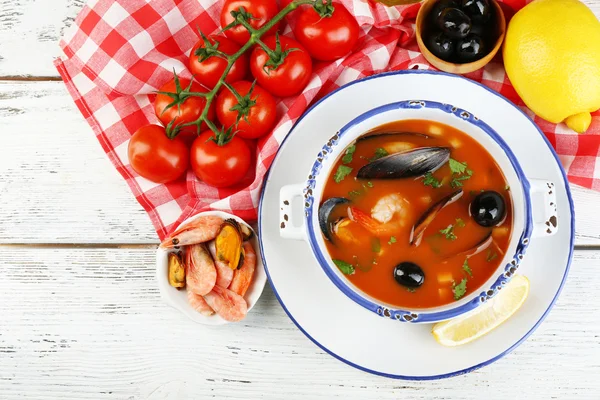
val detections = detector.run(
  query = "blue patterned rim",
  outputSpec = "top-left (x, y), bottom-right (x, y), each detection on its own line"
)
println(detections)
top-left (304, 100), bottom-right (533, 323)
top-left (258, 69), bottom-right (575, 380)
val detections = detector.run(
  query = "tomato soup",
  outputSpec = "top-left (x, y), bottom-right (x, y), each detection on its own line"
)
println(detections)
top-left (319, 119), bottom-right (513, 309)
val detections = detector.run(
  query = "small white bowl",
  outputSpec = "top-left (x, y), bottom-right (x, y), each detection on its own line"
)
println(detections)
top-left (156, 210), bottom-right (267, 325)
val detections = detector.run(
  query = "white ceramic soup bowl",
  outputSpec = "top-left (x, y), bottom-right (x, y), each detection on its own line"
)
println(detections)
top-left (278, 100), bottom-right (558, 324)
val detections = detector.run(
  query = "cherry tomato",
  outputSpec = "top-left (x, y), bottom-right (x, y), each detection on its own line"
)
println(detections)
top-left (128, 125), bottom-right (189, 184)
top-left (221, 0), bottom-right (279, 45)
top-left (216, 81), bottom-right (277, 139)
top-left (249, 35), bottom-right (313, 97)
top-left (189, 35), bottom-right (248, 89)
top-left (190, 130), bottom-right (252, 188)
top-left (154, 77), bottom-right (215, 137)
top-left (293, 2), bottom-right (359, 61)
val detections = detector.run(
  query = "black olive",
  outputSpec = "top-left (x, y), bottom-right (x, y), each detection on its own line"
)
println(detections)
top-left (393, 262), bottom-right (425, 288)
top-left (430, 0), bottom-right (460, 22)
top-left (436, 8), bottom-right (471, 39)
top-left (426, 32), bottom-right (455, 61)
top-left (456, 34), bottom-right (485, 62)
top-left (470, 191), bottom-right (506, 227)
top-left (470, 23), bottom-right (485, 38)
top-left (461, 0), bottom-right (491, 23)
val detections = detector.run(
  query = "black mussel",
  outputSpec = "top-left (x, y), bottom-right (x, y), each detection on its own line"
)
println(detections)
top-left (436, 8), bottom-right (471, 39)
top-left (442, 231), bottom-right (492, 259)
top-left (461, 0), bottom-right (491, 23)
top-left (319, 197), bottom-right (350, 241)
top-left (410, 189), bottom-right (464, 246)
top-left (393, 262), bottom-right (425, 288)
top-left (470, 191), bottom-right (506, 227)
top-left (456, 34), bottom-right (485, 63)
top-left (426, 32), bottom-right (455, 61)
top-left (430, 0), bottom-right (460, 22)
top-left (357, 147), bottom-right (450, 180)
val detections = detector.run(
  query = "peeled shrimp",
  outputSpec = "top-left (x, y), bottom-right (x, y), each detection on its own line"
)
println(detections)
top-left (229, 242), bottom-right (256, 297)
top-left (185, 244), bottom-right (217, 296)
top-left (204, 286), bottom-right (248, 322)
top-left (159, 215), bottom-right (224, 248)
top-left (208, 240), bottom-right (234, 288)
top-left (187, 290), bottom-right (215, 316)
top-left (348, 194), bottom-right (411, 237)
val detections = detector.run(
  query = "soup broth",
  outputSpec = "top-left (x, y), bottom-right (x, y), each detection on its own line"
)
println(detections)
top-left (320, 119), bottom-right (513, 309)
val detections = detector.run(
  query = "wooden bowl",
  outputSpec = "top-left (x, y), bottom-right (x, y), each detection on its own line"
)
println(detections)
top-left (416, 0), bottom-right (506, 74)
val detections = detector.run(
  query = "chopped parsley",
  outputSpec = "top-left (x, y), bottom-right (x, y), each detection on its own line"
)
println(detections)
top-left (440, 224), bottom-right (457, 240)
top-left (423, 172), bottom-right (442, 188)
top-left (370, 147), bottom-right (389, 161)
top-left (486, 249), bottom-right (498, 262)
top-left (455, 218), bottom-right (466, 228)
top-left (333, 259), bottom-right (355, 275)
top-left (341, 145), bottom-right (356, 164)
top-left (406, 287), bottom-right (416, 293)
top-left (505, 185), bottom-right (511, 191)
top-left (388, 236), bottom-right (397, 245)
top-left (334, 165), bottom-right (353, 183)
top-left (449, 158), bottom-right (468, 174)
top-left (448, 158), bottom-right (473, 188)
top-left (348, 190), bottom-right (362, 198)
top-left (462, 259), bottom-right (473, 277)
top-left (367, 181), bottom-right (374, 188)
top-left (453, 278), bottom-right (468, 300)
top-left (371, 238), bottom-right (381, 254)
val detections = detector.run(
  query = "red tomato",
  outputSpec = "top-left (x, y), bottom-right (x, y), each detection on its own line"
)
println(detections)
top-left (293, 2), bottom-right (359, 61)
top-left (221, 0), bottom-right (279, 45)
top-left (249, 35), bottom-right (313, 98)
top-left (154, 77), bottom-right (215, 137)
top-left (190, 130), bottom-right (252, 188)
top-left (189, 35), bottom-right (248, 89)
top-left (128, 125), bottom-right (189, 184)
top-left (216, 81), bottom-right (277, 139)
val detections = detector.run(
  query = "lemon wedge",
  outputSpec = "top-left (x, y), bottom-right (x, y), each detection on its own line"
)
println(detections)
top-left (432, 275), bottom-right (530, 347)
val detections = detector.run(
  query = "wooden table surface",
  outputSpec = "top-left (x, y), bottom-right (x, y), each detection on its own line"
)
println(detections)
top-left (1, 1), bottom-right (599, 399)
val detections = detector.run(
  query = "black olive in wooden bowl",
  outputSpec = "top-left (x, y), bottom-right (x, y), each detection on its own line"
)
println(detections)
top-left (416, 0), bottom-right (506, 74)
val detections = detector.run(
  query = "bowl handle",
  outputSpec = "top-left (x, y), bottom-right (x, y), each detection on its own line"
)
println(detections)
top-left (529, 179), bottom-right (558, 238)
top-left (279, 183), bottom-right (307, 241)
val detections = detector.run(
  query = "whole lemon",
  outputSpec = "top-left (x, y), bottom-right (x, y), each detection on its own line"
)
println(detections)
top-left (503, 0), bottom-right (600, 133)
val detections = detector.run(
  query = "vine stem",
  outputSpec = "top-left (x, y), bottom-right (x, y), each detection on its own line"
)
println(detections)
top-left (177, 0), bottom-right (317, 138)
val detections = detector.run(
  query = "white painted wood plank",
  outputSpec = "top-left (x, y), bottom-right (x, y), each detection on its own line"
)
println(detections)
top-left (0, 81), bottom-right (157, 244)
top-left (1, 0), bottom-right (600, 77)
top-left (0, 247), bottom-right (598, 399)
top-left (1, 80), bottom-right (600, 245)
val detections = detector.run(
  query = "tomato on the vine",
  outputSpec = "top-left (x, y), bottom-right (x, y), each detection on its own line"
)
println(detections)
top-left (189, 35), bottom-right (248, 89)
top-left (221, 0), bottom-right (280, 46)
top-left (216, 81), bottom-right (277, 139)
top-left (128, 125), bottom-right (189, 184)
top-left (293, 1), bottom-right (360, 61)
top-left (190, 130), bottom-right (252, 188)
top-left (249, 34), bottom-right (313, 98)
top-left (154, 76), bottom-right (215, 139)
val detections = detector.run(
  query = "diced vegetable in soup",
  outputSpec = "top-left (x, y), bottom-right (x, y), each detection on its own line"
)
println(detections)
top-left (320, 120), bottom-right (512, 309)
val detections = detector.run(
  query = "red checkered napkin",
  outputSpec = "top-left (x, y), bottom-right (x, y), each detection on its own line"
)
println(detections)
top-left (55, 0), bottom-right (600, 240)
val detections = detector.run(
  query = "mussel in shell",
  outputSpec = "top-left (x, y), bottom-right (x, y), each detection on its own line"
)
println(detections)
top-left (357, 147), bottom-right (450, 180)
top-left (215, 219), bottom-right (244, 270)
top-left (319, 197), bottom-right (350, 241)
top-left (167, 252), bottom-right (186, 289)
top-left (410, 189), bottom-right (464, 246)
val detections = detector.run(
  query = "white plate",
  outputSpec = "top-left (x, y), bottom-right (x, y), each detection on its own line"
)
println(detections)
top-left (156, 211), bottom-right (267, 325)
top-left (258, 70), bottom-right (574, 379)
